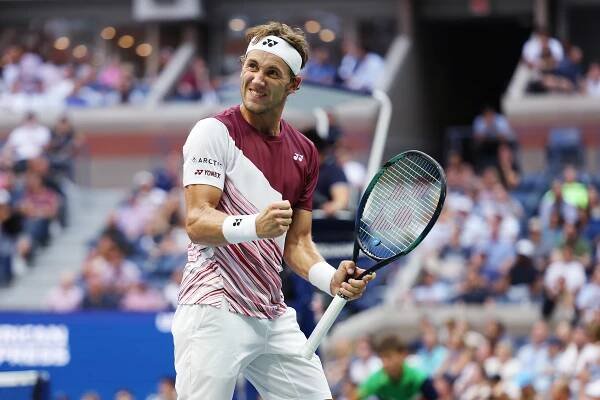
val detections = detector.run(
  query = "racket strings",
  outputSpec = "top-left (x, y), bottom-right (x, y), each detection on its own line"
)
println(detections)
top-left (359, 154), bottom-right (443, 259)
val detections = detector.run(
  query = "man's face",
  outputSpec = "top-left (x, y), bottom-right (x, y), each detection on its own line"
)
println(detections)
top-left (240, 50), bottom-right (298, 115)
top-left (379, 350), bottom-right (406, 378)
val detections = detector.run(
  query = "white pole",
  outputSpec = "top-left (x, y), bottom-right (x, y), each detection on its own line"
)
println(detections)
top-left (365, 90), bottom-right (393, 186)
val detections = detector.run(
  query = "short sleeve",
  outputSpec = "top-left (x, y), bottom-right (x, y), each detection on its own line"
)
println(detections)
top-left (295, 143), bottom-right (319, 211)
top-left (182, 118), bottom-right (229, 189)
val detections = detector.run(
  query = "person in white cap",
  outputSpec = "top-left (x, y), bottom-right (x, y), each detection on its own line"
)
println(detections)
top-left (171, 21), bottom-right (374, 399)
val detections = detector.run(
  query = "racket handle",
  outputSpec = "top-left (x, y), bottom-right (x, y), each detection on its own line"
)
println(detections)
top-left (300, 295), bottom-right (348, 359)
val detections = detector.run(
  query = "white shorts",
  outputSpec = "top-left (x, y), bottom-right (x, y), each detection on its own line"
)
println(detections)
top-left (171, 300), bottom-right (332, 400)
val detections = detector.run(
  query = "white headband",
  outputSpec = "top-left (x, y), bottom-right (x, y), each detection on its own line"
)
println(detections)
top-left (245, 35), bottom-right (302, 76)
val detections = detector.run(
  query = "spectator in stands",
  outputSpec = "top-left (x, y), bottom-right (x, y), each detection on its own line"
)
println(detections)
top-left (0, 189), bottom-right (16, 286)
top-left (475, 212), bottom-right (516, 282)
top-left (148, 376), bottom-right (177, 400)
top-left (1, 45), bottom-right (23, 93)
top-left (27, 155), bottom-right (68, 227)
top-left (556, 324), bottom-right (589, 380)
top-left (304, 128), bottom-right (350, 216)
top-left (517, 321), bottom-right (552, 393)
top-left (527, 217), bottom-right (554, 267)
top-left (120, 281), bottom-right (168, 311)
top-left (483, 319), bottom-right (507, 349)
top-left (80, 391), bottom-right (101, 400)
top-left (335, 143), bottom-right (367, 198)
top-left (562, 165), bottom-right (589, 209)
top-left (114, 388), bottom-right (134, 400)
top-left (445, 151), bottom-right (475, 193)
top-left (558, 221), bottom-right (592, 268)
top-left (1, 112), bottom-right (51, 172)
top-left (409, 269), bottom-right (451, 305)
top-left (539, 179), bottom-right (578, 229)
top-left (46, 272), bottom-right (83, 312)
top-left (584, 62), bottom-right (600, 97)
top-left (173, 56), bottom-right (218, 103)
top-left (153, 151), bottom-right (181, 192)
top-left (577, 266), bottom-right (600, 324)
top-left (542, 245), bottom-right (586, 319)
top-left (113, 171), bottom-right (167, 240)
top-left (522, 26), bottom-right (564, 70)
top-left (16, 171), bottom-right (60, 262)
top-left (354, 335), bottom-right (437, 399)
top-left (348, 336), bottom-right (382, 385)
top-left (542, 45), bottom-right (584, 93)
top-left (88, 240), bottom-right (141, 295)
top-left (413, 328), bottom-right (448, 376)
top-left (472, 106), bottom-right (514, 169)
top-left (303, 46), bottom-right (336, 85)
top-left (549, 379), bottom-right (571, 400)
top-left (337, 39), bottom-right (385, 92)
top-left (484, 340), bottom-right (521, 393)
top-left (497, 143), bottom-right (520, 190)
top-left (583, 185), bottom-right (600, 242)
top-left (502, 238), bottom-right (540, 303)
top-left (436, 328), bottom-right (473, 382)
top-left (454, 266), bottom-right (491, 304)
top-left (47, 115), bottom-right (83, 180)
top-left (81, 276), bottom-right (119, 309)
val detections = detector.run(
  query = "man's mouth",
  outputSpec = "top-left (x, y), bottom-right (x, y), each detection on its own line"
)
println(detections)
top-left (248, 88), bottom-right (267, 99)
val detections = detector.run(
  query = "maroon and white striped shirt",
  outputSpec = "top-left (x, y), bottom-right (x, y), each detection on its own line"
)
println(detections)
top-left (179, 106), bottom-right (319, 319)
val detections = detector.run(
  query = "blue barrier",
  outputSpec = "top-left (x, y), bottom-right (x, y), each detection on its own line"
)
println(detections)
top-left (0, 312), bottom-right (175, 399)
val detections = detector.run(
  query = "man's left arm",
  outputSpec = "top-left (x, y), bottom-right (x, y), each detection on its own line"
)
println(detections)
top-left (283, 208), bottom-right (374, 299)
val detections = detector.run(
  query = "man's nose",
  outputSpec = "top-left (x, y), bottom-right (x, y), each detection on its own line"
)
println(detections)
top-left (250, 70), bottom-right (266, 85)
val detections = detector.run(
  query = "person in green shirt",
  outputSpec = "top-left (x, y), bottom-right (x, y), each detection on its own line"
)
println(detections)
top-left (355, 335), bottom-right (438, 400)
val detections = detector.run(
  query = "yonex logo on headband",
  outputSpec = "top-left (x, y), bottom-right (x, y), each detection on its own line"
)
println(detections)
top-left (263, 39), bottom-right (278, 47)
top-left (246, 35), bottom-right (302, 75)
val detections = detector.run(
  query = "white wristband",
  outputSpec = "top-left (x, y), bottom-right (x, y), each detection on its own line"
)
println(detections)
top-left (309, 261), bottom-right (336, 297)
top-left (222, 214), bottom-right (260, 244)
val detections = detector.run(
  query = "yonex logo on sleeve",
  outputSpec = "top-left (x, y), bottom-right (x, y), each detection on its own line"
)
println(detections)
top-left (262, 39), bottom-right (278, 47)
top-left (233, 219), bottom-right (242, 226)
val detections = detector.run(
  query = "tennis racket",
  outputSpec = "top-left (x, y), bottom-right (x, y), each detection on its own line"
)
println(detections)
top-left (300, 150), bottom-right (446, 359)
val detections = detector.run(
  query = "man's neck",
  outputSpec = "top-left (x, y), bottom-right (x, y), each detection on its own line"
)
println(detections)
top-left (240, 104), bottom-right (283, 136)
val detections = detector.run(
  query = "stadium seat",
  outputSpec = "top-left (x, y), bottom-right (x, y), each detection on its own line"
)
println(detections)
top-left (546, 127), bottom-right (584, 175)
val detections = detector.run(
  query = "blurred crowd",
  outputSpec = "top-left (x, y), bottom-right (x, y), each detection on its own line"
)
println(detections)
top-left (0, 42), bottom-right (148, 111)
top-left (0, 27), bottom-right (386, 116)
top-left (0, 32), bottom-right (220, 112)
top-left (46, 151), bottom-right (186, 312)
top-left (310, 106), bottom-right (600, 399)
top-left (302, 39), bottom-right (386, 92)
top-left (395, 107), bottom-right (600, 324)
top-left (58, 376), bottom-right (177, 400)
top-left (0, 112), bottom-right (80, 286)
top-left (523, 26), bottom-right (600, 96)
top-left (325, 318), bottom-right (600, 400)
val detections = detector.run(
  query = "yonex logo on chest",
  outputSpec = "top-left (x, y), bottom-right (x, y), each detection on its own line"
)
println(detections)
top-left (262, 39), bottom-right (278, 47)
top-left (293, 153), bottom-right (304, 162)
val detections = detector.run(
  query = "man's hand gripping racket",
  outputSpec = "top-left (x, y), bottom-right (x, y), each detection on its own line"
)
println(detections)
top-left (300, 150), bottom-right (447, 359)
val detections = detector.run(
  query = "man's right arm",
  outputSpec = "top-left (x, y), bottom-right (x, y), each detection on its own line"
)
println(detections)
top-left (184, 184), bottom-right (293, 246)
top-left (184, 184), bottom-right (228, 246)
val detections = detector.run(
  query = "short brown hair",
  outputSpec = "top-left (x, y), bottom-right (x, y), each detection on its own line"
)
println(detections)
top-left (374, 336), bottom-right (407, 354)
top-left (245, 21), bottom-right (309, 71)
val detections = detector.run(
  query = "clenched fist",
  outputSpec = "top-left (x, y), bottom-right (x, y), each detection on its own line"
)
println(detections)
top-left (256, 200), bottom-right (293, 239)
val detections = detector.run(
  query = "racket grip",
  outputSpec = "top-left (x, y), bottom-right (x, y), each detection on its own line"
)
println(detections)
top-left (300, 295), bottom-right (348, 359)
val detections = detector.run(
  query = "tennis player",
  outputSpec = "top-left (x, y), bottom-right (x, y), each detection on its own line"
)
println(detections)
top-left (172, 21), bottom-right (374, 399)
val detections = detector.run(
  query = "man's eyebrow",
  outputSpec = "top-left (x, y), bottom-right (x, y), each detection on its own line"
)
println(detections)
top-left (244, 57), bottom-right (284, 72)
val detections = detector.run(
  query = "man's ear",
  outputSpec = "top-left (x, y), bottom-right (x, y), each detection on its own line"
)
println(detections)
top-left (289, 75), bottom-right (302, 93)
